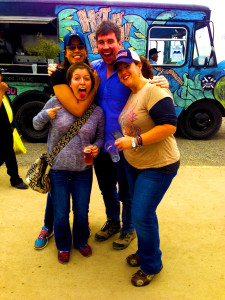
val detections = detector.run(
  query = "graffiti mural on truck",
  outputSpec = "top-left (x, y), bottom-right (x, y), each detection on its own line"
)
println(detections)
top-left (56, 7), bottom-right (177, 60)
top-left (56, 6), bottom-right (222, 111)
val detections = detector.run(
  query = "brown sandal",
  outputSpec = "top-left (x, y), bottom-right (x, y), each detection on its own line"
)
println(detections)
top-left (131, 265), bottom-right (163, 287)
top-left (126, 253), bottom-right (141, 267)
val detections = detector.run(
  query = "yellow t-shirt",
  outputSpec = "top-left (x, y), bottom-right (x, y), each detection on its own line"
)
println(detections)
top-left (119, 83), bottom-right (180, 169)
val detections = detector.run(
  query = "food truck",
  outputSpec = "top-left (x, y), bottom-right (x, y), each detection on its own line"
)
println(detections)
top-left (0, 0), bottom-right (224, 141)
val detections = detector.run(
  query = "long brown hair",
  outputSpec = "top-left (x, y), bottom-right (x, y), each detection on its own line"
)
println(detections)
top-left (134, 56), bottom-right (154, 79)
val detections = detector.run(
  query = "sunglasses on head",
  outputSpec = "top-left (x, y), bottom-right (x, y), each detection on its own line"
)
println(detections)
top-left (66, 44), bottom-right (85, 51)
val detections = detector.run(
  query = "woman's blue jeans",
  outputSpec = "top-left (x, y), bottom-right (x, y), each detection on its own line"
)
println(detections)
top-left (44, 193), bottom-right (54, 233)
top-left (125, 162), bottom-right (177, 275)
top-left (49, 168), bottom-right (92, 251)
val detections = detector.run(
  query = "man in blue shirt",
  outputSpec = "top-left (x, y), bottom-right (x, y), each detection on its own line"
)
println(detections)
top-left (149, 48), bottom-right (160, 65)
top-left (92, 21), bottom-right (168, 250)
top-left (92, 21), bottom-right (135, 250)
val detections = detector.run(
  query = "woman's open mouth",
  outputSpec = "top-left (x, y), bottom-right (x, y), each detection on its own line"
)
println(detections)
top-left (78, 88), bottom-right (86, 98)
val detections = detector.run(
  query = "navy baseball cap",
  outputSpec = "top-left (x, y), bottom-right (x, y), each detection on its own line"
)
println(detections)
top-left (113, 49), bottom-right (141, 71)
top-left (64, 30), bottom-right (86, 49)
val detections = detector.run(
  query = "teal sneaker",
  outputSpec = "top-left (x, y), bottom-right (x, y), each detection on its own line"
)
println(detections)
top-left (34, 226), bottom-right (53, 250)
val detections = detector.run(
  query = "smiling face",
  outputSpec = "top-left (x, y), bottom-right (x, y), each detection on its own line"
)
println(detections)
top-left (117, 62), bottom-right (142, 89)
top-left (97, 31), bottom-right (122, 65)
top-left (69, 68), bottom-right (92, 101)
top-left (64, 36), bottom-right (88, 65)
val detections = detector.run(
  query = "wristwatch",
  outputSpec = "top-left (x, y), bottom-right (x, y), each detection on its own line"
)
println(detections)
top-left (132, 137), bottom-right (137, 150)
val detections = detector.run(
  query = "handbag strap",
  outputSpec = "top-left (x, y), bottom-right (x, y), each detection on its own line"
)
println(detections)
top-left (47, 103), bottom-right (96, 166)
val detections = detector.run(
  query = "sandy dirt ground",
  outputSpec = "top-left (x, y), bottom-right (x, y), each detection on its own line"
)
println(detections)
top-left (0, 164), bottom-right (224, 300)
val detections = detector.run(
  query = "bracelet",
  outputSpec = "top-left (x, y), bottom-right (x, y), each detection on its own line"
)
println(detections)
top-left (137, 135), bottom-right (142, 146)
top-left (136, 135), bottom-right (142, 148)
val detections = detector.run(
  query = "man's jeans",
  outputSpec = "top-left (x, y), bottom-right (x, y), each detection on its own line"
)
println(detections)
top-left (125, 162), bottom-right (177, 274)
top-left (49, 168), bottom-right (92, 251)
top-left (94, 151), bottom-right (134, 233)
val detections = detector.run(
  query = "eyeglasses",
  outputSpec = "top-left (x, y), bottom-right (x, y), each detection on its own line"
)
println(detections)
top-left (66, 44), bottom-right (85, 51)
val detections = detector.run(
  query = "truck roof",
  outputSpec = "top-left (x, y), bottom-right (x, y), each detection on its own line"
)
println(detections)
top-left (0, 0), bottom-right (211, 22)
top-left (0, 0), bottom-right (211, 11)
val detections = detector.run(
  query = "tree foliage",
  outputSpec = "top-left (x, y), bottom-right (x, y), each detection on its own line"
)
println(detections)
top-left (26, 33), bottom-right (61, 59)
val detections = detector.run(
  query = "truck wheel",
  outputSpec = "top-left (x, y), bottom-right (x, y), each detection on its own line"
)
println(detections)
top-left (15, 101), bottom-right (48, 142)
top-left (179, 101), bottom-right (222, 139)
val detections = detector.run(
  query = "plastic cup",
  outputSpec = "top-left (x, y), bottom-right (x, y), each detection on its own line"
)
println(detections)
top-left (105, 140), bottom-right (120, 163)
top-left (32, 64), bottom-right (37, 74)
top-left (48, 59), bottom-right (54, 65)
top-left (83, 145), bottom-right (93, 165)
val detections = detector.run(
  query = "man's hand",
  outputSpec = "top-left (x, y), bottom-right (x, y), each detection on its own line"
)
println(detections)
top-left (48, 64), bottom-right (58, 76)
top-left (46, 106), bottom-right (62, 119)
top-left (149, 75), bottom-right (169, 88)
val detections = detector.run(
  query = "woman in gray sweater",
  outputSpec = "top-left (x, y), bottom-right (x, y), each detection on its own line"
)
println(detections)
top-left (33, 63), bottom-right (104, 263)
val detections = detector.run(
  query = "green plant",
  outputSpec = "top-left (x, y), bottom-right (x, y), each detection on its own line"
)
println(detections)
top-left (26, 33), bottom-right (61, 59)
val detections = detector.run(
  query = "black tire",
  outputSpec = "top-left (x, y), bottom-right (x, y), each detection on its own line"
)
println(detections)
top-left (179, 101), bottom-right (222, 140)
top-left (15, 101), bottom-right (48, 142)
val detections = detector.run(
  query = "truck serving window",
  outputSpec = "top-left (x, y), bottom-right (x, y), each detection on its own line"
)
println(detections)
top-left (193, 23), bottom-right (216, 67)
top-left (0, 17), bottom-right (57, 73)
top-left (148, 26), bottom-right (187, 66)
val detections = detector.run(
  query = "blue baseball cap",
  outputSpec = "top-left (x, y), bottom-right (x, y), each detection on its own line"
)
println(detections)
top-left (113, 49), bottom-right (141, 71)
top-left (64, 30), bottom-right (86, 49)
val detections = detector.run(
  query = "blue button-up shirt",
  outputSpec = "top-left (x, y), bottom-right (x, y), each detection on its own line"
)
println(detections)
top-left (91, 59), bottom-right (131, 151)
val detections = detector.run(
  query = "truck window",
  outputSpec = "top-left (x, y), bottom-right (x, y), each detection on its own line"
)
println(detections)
top-left (0, 17), bottom-right (57, 73)
top-left (193, 23), bottom-right (216, 67)
top-left (148, 26), bottom-right (187, 66)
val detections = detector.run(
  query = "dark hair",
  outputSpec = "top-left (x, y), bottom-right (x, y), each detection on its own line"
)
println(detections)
top-left (66, 62), bottom-right (95, 90)
top-left (134, 56), bottom-right (154, 79)
top-left (59, 54), bottom-right (90, 70)
top-left (95, 20), bottom-right (121, 42)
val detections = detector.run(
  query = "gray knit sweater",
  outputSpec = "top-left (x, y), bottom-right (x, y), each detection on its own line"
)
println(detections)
top-left (33, 96), bottom-right (104, 171)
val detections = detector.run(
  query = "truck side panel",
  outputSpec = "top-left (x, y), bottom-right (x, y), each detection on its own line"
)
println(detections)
top-left (0, 1), bottom-right (224, 140)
